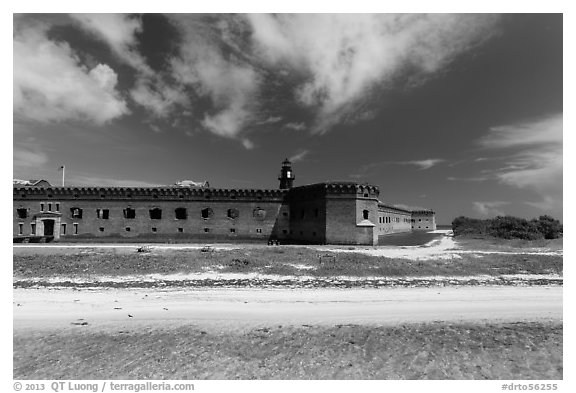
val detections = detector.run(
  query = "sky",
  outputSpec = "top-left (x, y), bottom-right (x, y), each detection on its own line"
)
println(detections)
top-left (12, 13), bottom-right (563, 224)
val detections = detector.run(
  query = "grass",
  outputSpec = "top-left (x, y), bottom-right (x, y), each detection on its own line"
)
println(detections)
top-left (13, 246), bottom-right (563, 279)
top-left (455, 236), bottom-right (563, 252)
top-left (13, 321), bottom-right (562, 380)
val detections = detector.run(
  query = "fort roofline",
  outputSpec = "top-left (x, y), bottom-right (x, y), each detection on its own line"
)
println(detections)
top-left (13, 180), bottom-right (381, 200)
top-left (411, 209), bottom-right (436, 215)
top-left (287, 182), bottom-right (379, 195)
top-left (13, 186), bottom-right (288, 201)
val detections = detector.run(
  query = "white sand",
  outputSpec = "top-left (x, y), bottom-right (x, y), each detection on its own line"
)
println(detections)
top-left (13, 286), bottom-right (562, 330)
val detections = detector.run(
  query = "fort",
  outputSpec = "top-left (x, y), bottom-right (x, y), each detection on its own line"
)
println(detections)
top-left (13, 159), bottom-right (436, 245)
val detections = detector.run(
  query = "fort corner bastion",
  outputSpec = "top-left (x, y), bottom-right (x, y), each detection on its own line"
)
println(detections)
top-left (13, 159), bottom-right (436, 245)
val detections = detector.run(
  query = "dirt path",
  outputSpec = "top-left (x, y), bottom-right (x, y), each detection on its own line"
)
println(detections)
top-left (13, 286), bottom-right (562, 331)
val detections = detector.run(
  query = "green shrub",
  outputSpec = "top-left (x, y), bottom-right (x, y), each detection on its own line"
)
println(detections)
top-left (534, 215), bottom-right (563, 239)
top-left (452, 215), bottom-right (562, 239)
top-left (452, 216), bottom-right (489, 237)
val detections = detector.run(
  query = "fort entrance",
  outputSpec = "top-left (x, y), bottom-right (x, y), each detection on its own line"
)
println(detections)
top-left (31, 212), bottom-right (62, 241)
top-left (42, 219), bottom-right (54, 236)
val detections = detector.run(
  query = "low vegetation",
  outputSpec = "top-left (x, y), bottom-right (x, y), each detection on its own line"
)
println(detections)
top-left (13, 321), bottom-right (562, 379)
top-left (13, 246), bottom-right (563, 279)
top-left (455, 237), bottom-right (563, 252)
top-left (452, 215), bottom-right (562, 240)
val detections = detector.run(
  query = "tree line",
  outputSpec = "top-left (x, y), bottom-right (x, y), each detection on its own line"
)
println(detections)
top-left (451, 215), bottom-right (562, 240)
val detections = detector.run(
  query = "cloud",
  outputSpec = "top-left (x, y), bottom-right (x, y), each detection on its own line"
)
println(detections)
top-left (241, 138), bottom-right (255, 150)
top-left (247, 14), bottom-right (500, 133)
top-left (257, 116), bottom-right (283, 125)
top-left (130, 78), bottom-right (189, 118)
top-left (284, 122), bottom-right (306, 131)
top-left (18, 14), bottom-right (502, 147)
top-left (403, 159), bottom-right (445, 170)
top-left (148, 124), bottom-right (162, 133)
top-left (169, 15), bottom-right (260, 141)
top-left (525, 196), bottom-right (558, 212)
top-left (352, 157), bottom-right (444, 178)
top-left (13, 21), bottom-right (129, 124)
top-left (201, 104), bottom-right (251, 139)
top-left (70, 14), bottom-right (150, 74)
top-left (479, 115), bottom-right (562, 150)
top-left (447, 176), bottom-right (490, 182)
top-left (289, 150), bottom-right (309, 163)
top-left (473, 201), bottom-right (509, 217)
top-left (478, 114), bottom-right (562, 215)
top-left (71, 14), bottom-right (190, 118)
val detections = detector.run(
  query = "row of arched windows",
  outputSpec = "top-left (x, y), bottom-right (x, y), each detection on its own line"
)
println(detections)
top-left (63, 207), bottom-right (267, 221)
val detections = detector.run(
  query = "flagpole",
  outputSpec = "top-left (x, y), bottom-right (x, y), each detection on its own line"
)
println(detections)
top-left (61, 165), bottom-right (65, 187)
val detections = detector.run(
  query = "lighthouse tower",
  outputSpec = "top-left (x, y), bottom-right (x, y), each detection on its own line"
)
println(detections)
top-left (278, 158), bottom-right (295, 189)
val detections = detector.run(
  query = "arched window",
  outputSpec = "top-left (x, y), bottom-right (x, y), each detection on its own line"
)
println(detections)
top-left (201, 208), bottom-right (214, 219)
top-left (253, 207), bottom-right (266, 221)
top-left (227, 208), bottom-right (239, 219)
top-left (124, 208), bottom-right (136, 219)
top-left (96, 209), bottom-right (109, 219)
top-left (175, 208), bottom-right (187, 220)
top-left (70, 207), bottom-right (83, 219)
top-left (363, 210), bottom-right (369, 220)
top-left (149, 208), bottom-right (162, 220)
top-left (17, 208), bottom-right (27, 219)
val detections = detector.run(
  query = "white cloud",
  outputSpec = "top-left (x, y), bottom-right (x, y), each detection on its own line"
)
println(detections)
top-left (20, 14), bottom-right (502, 146)
top-left (289, 150), bottom-right (309, 162)
top-left (13, 22), bottom-right (129, 124)
top-left (353, 157), bottom-right (444, 178)
top-left (284, 122), bottom-right (306, 131)
top-left (241, 139), bottom-right (255, 150)
top-left (473, 201), bottom-right (509, 217)
top-left (70, 14), bottom-right (150, 75)
top-left (169, 15), bottom-right (260, 142)
top-left (479, 115), bottom-right (562, 150)
top-left (201, 104), bottom-right (250, 140)
top-left (148, 124), bottom-right (162, 133)
top-left (403, 159), bottom-right (445, 170)
top-left (71, 14), bottom-right (190, 119)
top-left (257, 116), bottom-right (283, 125)
top-left (478, 114), bottom-right (562, 215)
top-left (168, 14), bottom-right (500, 143)
top-left (525, 196), bottom-right (558, 212)
top-left (447, 176), bottom-right (490, 182)
top-left (247, 14), bottom-right (500, 133)
top-left (130, 79), bottom-right (189, 118)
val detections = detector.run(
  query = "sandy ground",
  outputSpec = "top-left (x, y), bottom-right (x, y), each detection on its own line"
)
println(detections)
top-left (13, 286), bottom-right (562, 331)
top-left (320, 234), bottom-right (563, 259)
